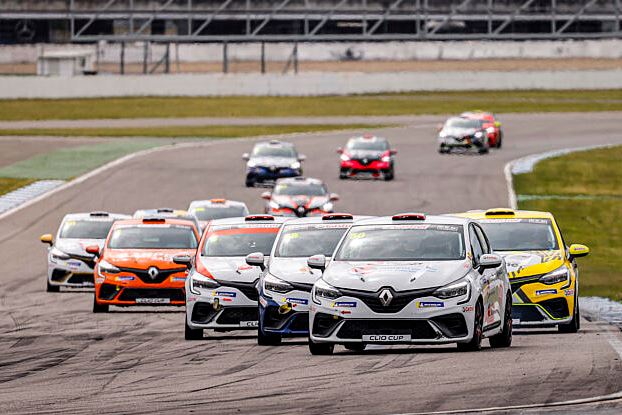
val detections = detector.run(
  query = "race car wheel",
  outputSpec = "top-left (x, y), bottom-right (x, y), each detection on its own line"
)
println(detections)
top-left (383, 168), bottom-right (394, 181)
top-left (478, 145), bottom-right (489, 154)
top-left (339, 169), bottom-right (348, 180)
top-left (438, 146), bottom-right (450, 154)
top-left (46, 280), bottom-right (60, 293)
top-left (496, 131), bottom-right (503, 149)
top-left (185, 321), bottom-right (203, 340)
top-left (257, 328), bottom-right (282, 346)
top-left (558, 295), bottom-right (580, 333)
top-left (458, 300), bottom-right (483, 352)
top-left (245, 177), bottom-right (255, 187)
top-left (489, 292), bottom-right (512, 348)
top-left (92, 295), bottom-right (109, 313)
top-left (308, 339), bottom-right (334, 355)
top-left (344, 343), bottom-right (366, 352)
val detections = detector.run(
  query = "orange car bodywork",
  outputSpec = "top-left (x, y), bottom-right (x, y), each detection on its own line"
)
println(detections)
top-left (94, 218), bottom-right (199, 307)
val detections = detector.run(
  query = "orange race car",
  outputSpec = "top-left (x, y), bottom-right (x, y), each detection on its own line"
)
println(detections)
top-left (87, 217), bottom-right (200, 312)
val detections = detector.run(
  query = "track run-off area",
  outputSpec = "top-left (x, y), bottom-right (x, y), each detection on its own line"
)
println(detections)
top-left (1, 112), bottom-right (622, 414)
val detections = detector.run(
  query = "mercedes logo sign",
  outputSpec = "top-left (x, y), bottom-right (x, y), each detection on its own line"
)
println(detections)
top-left (379, 289), bottom-right (393, 306)
top-left (147, 267), bottom-right (159, 280)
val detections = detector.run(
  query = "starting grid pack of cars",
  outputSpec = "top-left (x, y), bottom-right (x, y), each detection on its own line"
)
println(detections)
top-left (40, 127), bottom-right (590, 355)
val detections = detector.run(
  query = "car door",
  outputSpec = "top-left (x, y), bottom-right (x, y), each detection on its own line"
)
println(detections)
top-left (474, 224), bottom-right (503, 328)
top-left (469, 225), bottom-right (494, 329)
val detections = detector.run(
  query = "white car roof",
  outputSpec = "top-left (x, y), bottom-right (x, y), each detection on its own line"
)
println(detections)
top-left (188, 199), bottom-right (248, 209)
top-left (62, 212), bottom-right (130, 221)
top-left (208, 215), bottom-right (290, 227)
top-left (276, 176), bottom-right (323, 186)
top-left (351, 214), bottom-right (472, 227)
top-left (280, 215), bottom-right (371, 226)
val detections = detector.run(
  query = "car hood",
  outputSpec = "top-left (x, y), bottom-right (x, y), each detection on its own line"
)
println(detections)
top-left (346, 149), bottom-right (384, 160)
top-left (249, 156), bottom-right (297, 168)
top-left (497, 250), bottom-right (564, 279)
top-left (271, 195), bottom-right (330, 209)
top-left (323, 260), bottom-right (470, 292)
top-left (105, 248), bottom-right (195, 270)
top-left (197, 256), bottom-right (262, 283)
top-left (56, 238), bottom-right (103, 256)
top-left (269, 257), bottom-right (322, 284)
top-left (440, 127), bottom-right (477, 137)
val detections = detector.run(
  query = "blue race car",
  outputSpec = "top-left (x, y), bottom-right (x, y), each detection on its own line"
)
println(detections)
top-left (242, 140), bottom-right (305, 187)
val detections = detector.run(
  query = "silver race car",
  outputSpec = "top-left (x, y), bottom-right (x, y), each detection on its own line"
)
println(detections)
top-left (179, 215), bottom-right (288, 340)
top-left (245, 213), bottom-right (368, 345)
top-left (307, 213), bottom-right (512, 354)
top-left (40, 211), bottom-right (130, 292)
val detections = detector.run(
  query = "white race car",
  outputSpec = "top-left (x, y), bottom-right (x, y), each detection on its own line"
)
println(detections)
top-left (40, 212), bottom-right (130, 292)
top-left (307, 213), bottom-right (512, 354)
top-left (187, 199), bottom-right (249, 230)
top-left (180, 215), bottom-right (288, 340)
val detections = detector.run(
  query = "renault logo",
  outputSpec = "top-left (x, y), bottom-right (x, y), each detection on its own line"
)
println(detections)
top-left (379, 289), bottom-right (393, 306)
top-left (147, 267), bottom-right (159, 279)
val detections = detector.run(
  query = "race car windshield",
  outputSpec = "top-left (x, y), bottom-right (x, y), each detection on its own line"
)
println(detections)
top-left (202, 228), bottom-right (278, 256)
top-left (108, 226), bottom-right (198, 249)
top-left (479, 220), bottom-right (559, 251)
top-left (347, 140), bottom-right (388, 151)
top-left (335, 225), bottom-right (465, 261)
top-left (59, 220), bottom-right (114, 239)
top-left (446, 118), bottom-right (483, 129)
top-left (191, 206), bottom-right (247, 221)
top-left (273, 183), bottom-right (327, 196)
top-left (275, 226), bottom-right (348, 257)
top-left (252, 145), bottom-right (296, 158)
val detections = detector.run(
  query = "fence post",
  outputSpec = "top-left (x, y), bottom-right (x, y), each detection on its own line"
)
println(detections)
top-left (120, 42), bottom-right (125, 75)
top-left (261, 42), bottom-right (266, 74)
top-left (223, 42), bottom-right (228, 73)
top-left (294, 42), bottom-right (298, 74)
top-left (143, 41), bottom-right (148, 74)
top-left (165, 43), bottom-right (170, 73)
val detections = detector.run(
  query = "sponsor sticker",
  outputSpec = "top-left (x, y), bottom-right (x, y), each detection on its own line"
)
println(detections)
top-left (333, 301), bottom-right (357, 308)
top-left (187, 296), bottom-right (197, 302)
top-left (564, 289), bottom-right (575, 296)
top-left (286, 297), bottom-right (309, 305)
top-left (115, 276), bottom-right (134, 282)
top-left (536, 289), bottom-right (557, 296)
top-left (171, 277), bottom-right (187, 282)
top-left (214, 291), bottom-right (236, 298)
top-left (512, 318), bottom-right (520, 325)
top-left (259, 296), bottom-right (268, 307)
top-left (362, 334), bottom-right (411, 342)
top-left (416, 301), bottom-right (444, 308)
top-left (95, 276), bottom-right (105, 284)
top-left (67, 261), bottom-right (82, 269)
top-left (462, 305), bottom-right (474, 312)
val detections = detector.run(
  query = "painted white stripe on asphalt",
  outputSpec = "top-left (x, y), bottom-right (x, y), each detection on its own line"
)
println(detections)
top-left (0, 180), bottom-right (65, 214)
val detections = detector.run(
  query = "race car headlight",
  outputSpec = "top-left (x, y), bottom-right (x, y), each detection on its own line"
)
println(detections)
top-left (539, 266), bottom-right (570, 286)
top-left (50, 247), bottom-right (70, 262)
top-left (98, 259), bottom-right (120, 276)
top-left (381, 155), bottom-right (391, 162)
top-left (486, 127), bottom-right (495, 134)
top-left (247, 160), bottom-right (257, 168)
top-left (268, 200), bottom-right (281, 210)
top-left (340, 154), bottom-right (351, 161)
top-left (322, 202), bottom-right (334, 212)
top-left (290, 161), bottom-right (301, 170)
top-left (474, 131), bottom-right (484, 138)
top-left (434, 279), bottom-right (470, 300)
top-left (191, 275), bottom-right (220, 295)
top-left (263, 274), bottom-right (293, 294)
top-left (312, 279), bottom-right (342, 304)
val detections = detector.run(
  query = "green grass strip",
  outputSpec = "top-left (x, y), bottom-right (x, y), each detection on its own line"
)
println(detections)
top-left (0, 177), bottom-right (37, 195)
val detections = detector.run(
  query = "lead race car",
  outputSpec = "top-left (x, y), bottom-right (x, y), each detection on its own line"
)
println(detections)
top-left (178, 215), bottom-right (288, 340)
top-left (40, 211), bottom-right (130, 292)
top-left (245, 213), bottom-right (368, 345)
top-left (454, 208), bottom-right (589, 332)
top-left (307, 213), bottom-right (512, 355)
top-left (243, 140), bottom-right (306, 187)
top-left (262, 177), bottom-right (339, 217)
top-left (437, 116), bottom-right (490, 154)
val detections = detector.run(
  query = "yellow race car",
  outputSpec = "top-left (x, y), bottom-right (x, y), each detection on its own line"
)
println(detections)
top-left (454, 208), bottom-right (589, 333)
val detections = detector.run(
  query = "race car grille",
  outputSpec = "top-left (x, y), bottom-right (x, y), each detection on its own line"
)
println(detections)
top-left (338, 286), bottom-right (440, 313)
top-left (67, 253), bottom-right (96, 269)
top-left (215, 307), bottom-right (258, 325)
top-left (67, 272), bottom-right (94, 285)
top-left (117, 288), bottom-right (185, 302)
top-left (263, 307), bottom-right (308, 332)
top-left (117, 266), bottom-right (187, 284)
top-left (51, 269), bottom-right (70, 282)
top-left (288, 313), bottom-right (309, 332)
top-left (191, 302), bottom-right (219, 324)
top-left (431, 313), bottom-right (468, 338)
top-left (336, 319), bottom-right (438, 340)
top-left (216, 279), bottom-right (259, 301)
top-left (312, 313), bottom-right (342, 337)
top-left (289, 281), bottom-right (313, 292)
top-left (99, 283), bottom-right (119, 300)
top-left (539, 297), bottom-right (570, 319)
top-left (513, 304), bottom-right (546, 322)
top-left (353, 158), bottom-right (379, 166)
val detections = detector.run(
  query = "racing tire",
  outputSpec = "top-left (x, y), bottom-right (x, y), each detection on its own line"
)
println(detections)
top-left (245, 177), bottom-right (255, 188)
top-left (478, 146), bottom-right (489, 155)
top-left (489, 293), bottom-right (512, 348)
top-left (438, 146), bottom-right (450, 154)
top-left (339, 169), bottom-right (348, 180)
top-left (308, 339), bottom-right (334, 355)
top-left (458, 300), bottom-right (483, 352)
top-left (496, 131), bottom-right (503, 149)
top-left (558, 296), bottom-right (580, 333)
top-left (383, 168), bottom-right (394, 181)
top-left (92, 295), bottom-right (109, 313)
top-left (185, 321), bottom-right (203, 340)
top-left (257, 328), bottom-right (282, 346)
top-left (46, 280), bottom-right (60, 293)
top-left (344, 343), bottom-right (366, 352)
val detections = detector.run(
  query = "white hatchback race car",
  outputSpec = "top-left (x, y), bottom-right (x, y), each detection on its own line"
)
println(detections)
top-left (307, 213), bottom-right (512, 354)
top-left (179, 215), bottom-right (288, 340)
top-left (40, 212), bottom-right (130, 292)
top-left (187, 199), bottom-right (249, 230)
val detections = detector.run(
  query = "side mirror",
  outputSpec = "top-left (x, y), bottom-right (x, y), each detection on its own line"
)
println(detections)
top-left (261, 191), bottom-right (272, 200)
top-left (479, 253), bottom-right (502, 270)
top-left (307, 254), bottom-right (327, 272)
top-left (85, 245), bottom-right (100, 257)
top-left (298, 154), bottom-right (307, 162)
top-left (336, 147), bottom-right (344, 154)
top-left (245, 252), bottom-right (265, 271)
top-left (436, 123), bottom-right (443, 132)
top-left (242, 153), bottom-right (250, 161)
top-left (390, 149), bottom-right (397, 155)
top-left (568, 244), bottom-right (590, 258)
top-left (40, 234), bottom-right (53, 245)
top-left (329, 193), bottom-right (340, 202)
top-left (173, 255), bottom-right (193, 269)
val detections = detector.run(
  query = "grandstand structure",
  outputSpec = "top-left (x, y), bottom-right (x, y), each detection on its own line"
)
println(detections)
top-left (0, 0), bottom-right (620, 44)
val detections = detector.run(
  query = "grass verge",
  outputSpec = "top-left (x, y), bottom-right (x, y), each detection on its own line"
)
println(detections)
top-left (0, 90), bottom-right (620, 121)
top-left (0, 177), bottom-right (36, 195)
top-left (0, 124), bottom-right (385, 138)
top-left (514, 146), bottom-right (622, 301)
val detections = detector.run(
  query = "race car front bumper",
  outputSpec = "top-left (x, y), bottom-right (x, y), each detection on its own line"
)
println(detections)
top-left (438, 137), bottom-right (484, 151)
top-left (95, 271), bottom-right (187, 306)
top-left (309, 292), bottom-right (476, 345)
top-left (340, 160), bottom-right (391, 178)
top-left (511, 280), bottom-right (576, 327)
top-left (186, 281), bottom-right (259, 330)
top-left (48, 256), bottom-right (95, 288)
top-left (259, 289), bottom-right (311, 336)
top-left (247, 167), bottom-right (301, 184)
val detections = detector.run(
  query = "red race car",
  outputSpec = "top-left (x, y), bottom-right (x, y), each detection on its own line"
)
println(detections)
top-left (461, 111), bottom-right (503, 149)
top-left (337, 134), bottom-right (396, 180)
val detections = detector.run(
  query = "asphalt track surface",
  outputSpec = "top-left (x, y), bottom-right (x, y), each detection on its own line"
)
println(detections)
top-left (1, 112), bottom-right (622, 414)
